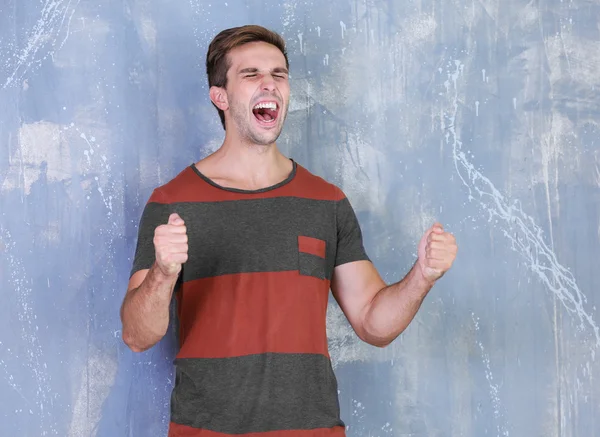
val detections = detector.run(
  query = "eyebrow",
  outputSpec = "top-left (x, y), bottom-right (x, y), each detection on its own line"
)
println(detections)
top-left (238, 67), bottom-right (289, 75)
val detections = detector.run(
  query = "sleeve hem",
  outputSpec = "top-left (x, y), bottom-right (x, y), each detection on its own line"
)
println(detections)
top-left (334, 255), bottom-right (371, 268)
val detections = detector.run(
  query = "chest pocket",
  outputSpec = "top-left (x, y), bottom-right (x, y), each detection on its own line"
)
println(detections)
top-left (297, 236), bottom-right (327, 280)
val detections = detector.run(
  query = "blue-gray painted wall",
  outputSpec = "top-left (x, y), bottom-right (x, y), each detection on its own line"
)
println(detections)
top-left (1, 1), bottom-right (599, 436)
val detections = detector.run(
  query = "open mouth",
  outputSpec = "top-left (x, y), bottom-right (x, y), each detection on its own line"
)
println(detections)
top-left (252, 101), bottom-right (279, 125)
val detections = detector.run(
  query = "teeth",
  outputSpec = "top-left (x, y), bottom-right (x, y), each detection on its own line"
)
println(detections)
top-left (253, 102), bottom-right (277, 110)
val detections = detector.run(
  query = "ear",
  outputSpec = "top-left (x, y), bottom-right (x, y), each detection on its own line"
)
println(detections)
top-left (209, 86), bottom-right (229, 111)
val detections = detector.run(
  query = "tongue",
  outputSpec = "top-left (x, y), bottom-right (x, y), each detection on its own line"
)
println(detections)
top-left (254, 108), bottom-right (276, 122)
top-left (264, 108), bottom-right (276, 120)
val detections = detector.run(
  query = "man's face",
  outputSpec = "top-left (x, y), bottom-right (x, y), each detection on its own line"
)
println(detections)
top-left (219, 41), bottom-right (290, 146)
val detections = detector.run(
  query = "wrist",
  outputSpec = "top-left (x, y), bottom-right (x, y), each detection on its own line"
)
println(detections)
top-left (151, 262), bottom-right (180, 284)
top-left (412, 261), bottom-right (436, 291)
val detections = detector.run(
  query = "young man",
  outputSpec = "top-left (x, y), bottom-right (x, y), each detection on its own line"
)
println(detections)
top-left (120, 25), bottom-right (457, 437)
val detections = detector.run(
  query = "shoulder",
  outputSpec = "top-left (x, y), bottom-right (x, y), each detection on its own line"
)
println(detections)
top-left (293, 162), bottom-right (346, 202)
top-left (148, 165), bottom-right (199, 204)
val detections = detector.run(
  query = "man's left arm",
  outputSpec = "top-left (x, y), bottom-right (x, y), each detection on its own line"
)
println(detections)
top-left (331, 223), bottom-right (458, 347)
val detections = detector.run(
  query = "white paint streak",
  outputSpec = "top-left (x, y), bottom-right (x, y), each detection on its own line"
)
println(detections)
top-left (67, 345), bottom-right (117, 437)
top-left (340, 21), bottom-right (346, 39)
top-left (281, 1), bottom-right (300, 31)
top-left (2, 0), bottom-right (80, 89)
top-left (443, 59), bottom-right (600, 347)
top-left (188, 0), bottom-right (219, 64)
top-left (473, 313), bottom-right (510, 436)
top-left (298, 33), bottom-right (304, 54)
top-left (0, 341), bottom-right (29, 405)
top-left (78, 131), bottom-right (113, 213)
top-left (140, 17), bottom-right (157, 50)
top-left (1, 229), bottom-right (57, 434)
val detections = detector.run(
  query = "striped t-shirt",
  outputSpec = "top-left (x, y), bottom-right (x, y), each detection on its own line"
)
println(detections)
top-left (130, 159), bottom-right (370, 437)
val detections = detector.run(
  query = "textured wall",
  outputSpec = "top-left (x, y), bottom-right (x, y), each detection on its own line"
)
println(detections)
top-left (1, 0), bottom-right (599, 436)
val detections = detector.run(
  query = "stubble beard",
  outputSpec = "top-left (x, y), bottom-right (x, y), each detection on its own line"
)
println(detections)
top-left (229, 99), bottom-right (287, 147)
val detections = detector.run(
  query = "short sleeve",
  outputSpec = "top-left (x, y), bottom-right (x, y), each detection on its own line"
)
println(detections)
top-left (334, 191), bottom-right (370, 267)
top-left (129, 189), bottom-right (172, 278)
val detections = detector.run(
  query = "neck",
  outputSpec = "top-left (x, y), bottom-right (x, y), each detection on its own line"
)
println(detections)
top-left (202, 127), bottom-right (292, 189)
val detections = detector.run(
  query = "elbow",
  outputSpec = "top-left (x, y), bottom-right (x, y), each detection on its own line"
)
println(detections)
top-left (122, 331), bottom-right (143, 352)
top-left (126, 343), bottom-right (146, 353)
top-left (361, 334), bottom-right (394, 348)
top-left (358, 319), bottom-right (400, 348)
top-left (122, 329), bottom-right (153, 353)
top-left (357, 300), bottom-right (399, 348)
top-left (355, 326), bottom-right (394, 348)
top-left (371, 339), bottom-right (393, 348)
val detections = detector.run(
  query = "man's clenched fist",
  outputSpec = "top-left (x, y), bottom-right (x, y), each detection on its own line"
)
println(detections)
top-left (417, 222), bottom-right (457, 284)
top-left (154, 213), bottom-right (188, 277)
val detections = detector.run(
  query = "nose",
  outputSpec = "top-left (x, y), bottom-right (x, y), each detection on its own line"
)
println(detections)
top-left (261, 74), bottom-right (276, 92)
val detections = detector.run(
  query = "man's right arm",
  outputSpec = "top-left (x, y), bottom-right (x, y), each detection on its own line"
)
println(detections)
top-left (121, 213), bottom-right (188, 352)
top-left (120, 265), bottom-right (179, 352)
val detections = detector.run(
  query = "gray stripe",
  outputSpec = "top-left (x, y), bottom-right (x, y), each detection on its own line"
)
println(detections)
top-left (130, 196), bottom-right (369, 281)
top-left (170, 353), bottom-right (344, 433)
top-left (299, 252), bottom-right (327, 280)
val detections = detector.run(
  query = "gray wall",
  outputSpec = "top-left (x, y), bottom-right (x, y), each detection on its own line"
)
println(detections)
top-left (1, 0), bottom-right (599, 436)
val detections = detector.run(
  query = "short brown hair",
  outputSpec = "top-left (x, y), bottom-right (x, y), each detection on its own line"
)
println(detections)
top-left (206, 25), bottom-right (289, 130)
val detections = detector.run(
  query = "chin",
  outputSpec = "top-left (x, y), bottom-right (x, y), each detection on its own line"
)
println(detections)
top-left (250, 129), bottom-right (282, 146)
top-left (249, 118), bottom-right (285, 146)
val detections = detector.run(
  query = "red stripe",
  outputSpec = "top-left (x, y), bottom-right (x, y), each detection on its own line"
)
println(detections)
top-left (298, 236), bottom-right (326, 258)
top-left (152, 165), bottom-right (345, 203)
top-left (168, 423), bottom-right (346, 437)
top-left (147, 188), bottom-right (166, 203)
top-left (176, 271), bottom-right (331, 359)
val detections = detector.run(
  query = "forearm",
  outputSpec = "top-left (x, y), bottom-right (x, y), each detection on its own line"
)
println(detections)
top-left (362, 262), bottom-right (434, 347)
top-left (121, 263), bottom-right (179, 352)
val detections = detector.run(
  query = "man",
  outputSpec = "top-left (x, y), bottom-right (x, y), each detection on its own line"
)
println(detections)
top-left (120, 25), bottom-right (457, 437)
